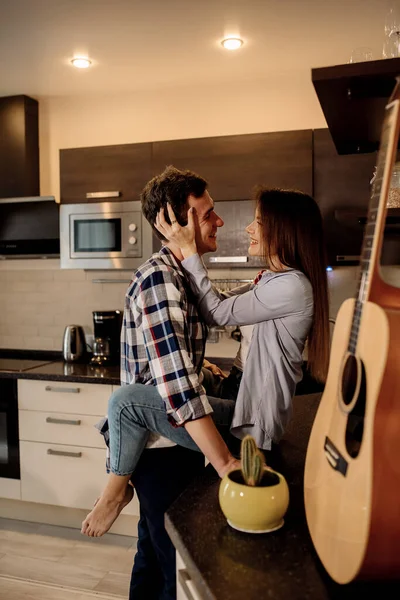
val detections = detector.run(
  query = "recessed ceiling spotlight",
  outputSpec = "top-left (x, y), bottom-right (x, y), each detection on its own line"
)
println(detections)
top-left (71, 57), bottom-right (92, 69)
top-left (221, 38), bottom-right (243, 50)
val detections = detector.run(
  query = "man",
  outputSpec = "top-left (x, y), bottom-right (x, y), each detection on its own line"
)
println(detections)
top-left (84, 166), bottom-right (239, 600)
top-left (127, 166), bottom-right (238, 600)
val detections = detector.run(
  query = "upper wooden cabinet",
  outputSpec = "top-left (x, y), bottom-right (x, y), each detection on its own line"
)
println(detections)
top-left (0, 95), bottom-right (39, 199)
top-left (60, 143), bottom-right (153, 204)
top-left (313, 129), bottom-right (377, 265)
top-left (152, 130), bottom-right (313, 200)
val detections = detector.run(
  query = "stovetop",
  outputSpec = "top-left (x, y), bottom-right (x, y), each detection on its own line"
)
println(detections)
top-left (0, 359), bottom-right (53, 372)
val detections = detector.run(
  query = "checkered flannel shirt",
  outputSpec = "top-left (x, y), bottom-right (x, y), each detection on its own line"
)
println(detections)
top-left (97, 247), bottom-right (213, 471)
top-left (121, 245), bottom-right (212, 425)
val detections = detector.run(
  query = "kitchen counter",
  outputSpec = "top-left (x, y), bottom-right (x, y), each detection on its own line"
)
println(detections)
top-left (0, 352), bottom-right (323, 394)
top-left (18, 360), bottom-right (121, 385)
top-left (165, 393), bottom-right (400, 600)
top-left (0, 351), bottom-right (121, 385)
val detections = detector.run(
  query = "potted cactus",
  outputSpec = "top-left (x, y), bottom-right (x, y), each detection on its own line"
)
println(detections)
top-left (219, 435), bottom-right (289, 533)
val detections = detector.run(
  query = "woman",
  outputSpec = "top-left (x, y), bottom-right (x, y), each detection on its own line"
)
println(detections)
top-left (82, 187), bottom-right (330, 537)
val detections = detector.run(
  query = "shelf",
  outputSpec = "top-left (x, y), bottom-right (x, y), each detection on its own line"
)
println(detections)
top-left (312, 58), bottom-right (400, 155)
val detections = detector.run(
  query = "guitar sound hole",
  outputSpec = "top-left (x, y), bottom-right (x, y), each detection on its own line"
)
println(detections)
top-left (345, 360), bottom-right (367, 459)
top-left (341, 354), bottom-right (358, 406)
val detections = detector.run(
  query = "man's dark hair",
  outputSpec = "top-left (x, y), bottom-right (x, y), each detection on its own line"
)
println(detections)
top-left (141, 165), bottom-right (208, 242)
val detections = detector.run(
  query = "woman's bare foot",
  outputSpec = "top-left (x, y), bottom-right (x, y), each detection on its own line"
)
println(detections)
top-left (81, 484), bottom-right (134, 537)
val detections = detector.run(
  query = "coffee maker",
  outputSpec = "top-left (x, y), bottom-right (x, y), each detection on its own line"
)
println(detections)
top-left (91, 310), bottom-right (123, 366)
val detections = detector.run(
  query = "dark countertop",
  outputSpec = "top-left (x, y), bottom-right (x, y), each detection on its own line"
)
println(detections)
top-left (17, 360), bottom-right (121, 385)
top-left (0, 350), bottom-right (324, 395)
top-left (165, 393), bottom-right (400, 600)
top-left (0, 350), bottom-right (121, 385)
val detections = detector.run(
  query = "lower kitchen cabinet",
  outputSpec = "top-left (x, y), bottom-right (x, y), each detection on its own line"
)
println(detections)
top-left (16, 379), bottom-right (139, 517)
top-left (18, 409), bottom-right (105, 448)
top-left (20, 440), bottom-right (110, 510)
top-left (177, 550), bottom-right (202, 600)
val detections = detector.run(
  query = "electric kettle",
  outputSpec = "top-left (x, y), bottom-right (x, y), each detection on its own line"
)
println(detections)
top-left (62, 325), bottom-right (87, 363)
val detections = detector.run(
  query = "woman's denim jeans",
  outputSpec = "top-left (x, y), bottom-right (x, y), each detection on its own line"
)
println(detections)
top-left (108, 369), bottom-right (236, 476)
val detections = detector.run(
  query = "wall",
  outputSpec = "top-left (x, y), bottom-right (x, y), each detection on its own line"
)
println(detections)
top-left (38, 74), bottom-right (327, 201)
top-left (0, 259), bottom-right (361, 351)
top-left (0, 74), bottom-right (385, 351)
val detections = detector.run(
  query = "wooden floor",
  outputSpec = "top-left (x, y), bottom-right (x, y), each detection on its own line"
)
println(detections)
top-left (0, 517), bottom-right (137, 599)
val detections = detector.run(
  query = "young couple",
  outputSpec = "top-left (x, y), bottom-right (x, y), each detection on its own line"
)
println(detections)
top-left (82, 165), bottom-right (329, 599)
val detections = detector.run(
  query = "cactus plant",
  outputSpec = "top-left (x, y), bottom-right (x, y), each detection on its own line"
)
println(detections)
top-left (240, 435), bottom-right (266, 486)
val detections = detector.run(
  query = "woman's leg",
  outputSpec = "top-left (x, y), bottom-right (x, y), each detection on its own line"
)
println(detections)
top-left (82, 383), bottom-right (235, 536)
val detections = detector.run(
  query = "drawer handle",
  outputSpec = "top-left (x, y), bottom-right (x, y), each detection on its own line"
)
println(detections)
top-left (46, 417), bottom-right (81, 426)
top-left (178, 569), bottom-right (201, 600)
top-left (45, 385), bottom-right (80, 394)
top-left (47, 449), bottom-right (82, 458)
top-left (86, 191), bottom-right (121, 199)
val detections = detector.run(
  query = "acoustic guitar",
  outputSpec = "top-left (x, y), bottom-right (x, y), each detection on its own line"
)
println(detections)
top-left (304, 79), bottom-right (400, 584)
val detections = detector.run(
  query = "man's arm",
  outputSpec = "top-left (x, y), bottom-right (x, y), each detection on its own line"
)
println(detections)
top-left (184, 416), bottom-right (239, 478)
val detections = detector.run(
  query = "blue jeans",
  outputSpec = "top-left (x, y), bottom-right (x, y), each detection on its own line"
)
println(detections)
top-left (108, 370), bottom-right (236, 475)
top-left (129, 445), bottom-right (205, 600)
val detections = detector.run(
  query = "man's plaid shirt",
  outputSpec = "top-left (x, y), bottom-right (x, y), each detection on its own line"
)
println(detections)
top-left (120, 245), bottom-right (213, 426)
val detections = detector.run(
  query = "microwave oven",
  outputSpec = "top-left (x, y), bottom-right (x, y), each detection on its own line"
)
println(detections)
top-left (60, 201), bottom-right (156, 269)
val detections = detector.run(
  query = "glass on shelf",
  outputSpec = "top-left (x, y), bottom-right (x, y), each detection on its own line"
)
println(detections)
top-left (349, 47), bottom-right (373, 63)
top-left (383, 1), bottom-right (400, 57)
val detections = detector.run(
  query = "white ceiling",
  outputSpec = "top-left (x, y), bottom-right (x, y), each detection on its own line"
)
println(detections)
top-left (0, 0), bottom-right (391, 97)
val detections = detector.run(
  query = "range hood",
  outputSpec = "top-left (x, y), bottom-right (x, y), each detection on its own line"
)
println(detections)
top-left (0, 196), bottom-right (60, 259)
top-left (0, 95), bottom-right (59, 257)
top-left (0, 95), bottom-right (54, 205)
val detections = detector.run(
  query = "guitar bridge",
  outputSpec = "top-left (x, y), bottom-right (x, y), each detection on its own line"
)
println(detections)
top-left (324, 436), bottom-right (348, 477)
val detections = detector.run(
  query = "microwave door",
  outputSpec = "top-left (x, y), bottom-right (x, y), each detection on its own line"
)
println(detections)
top-left (70, 214), bottom-right (123, 258)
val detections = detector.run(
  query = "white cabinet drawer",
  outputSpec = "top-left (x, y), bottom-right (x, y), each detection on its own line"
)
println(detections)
top-left (20, 441), bottom-right (139, 516)
top-left (177, 570), bottom-right (202, 600)
top-left (20, 440), bottom-right (109, 510)
top-left (19, 410), bottom-right (105, 448)
top-left (18, 380), bottom-right (111, 415)
top-left (177, 551), bottom-right (203, 600)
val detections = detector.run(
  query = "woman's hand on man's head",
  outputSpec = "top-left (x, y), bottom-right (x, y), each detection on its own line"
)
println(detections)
top-left (155, 203), bottom-right (198, 258)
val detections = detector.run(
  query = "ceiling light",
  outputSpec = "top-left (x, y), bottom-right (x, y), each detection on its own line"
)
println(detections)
top-left (71, 57), bottom-right (92, 69)
top-left (221, 38), bottom-right (243, 50)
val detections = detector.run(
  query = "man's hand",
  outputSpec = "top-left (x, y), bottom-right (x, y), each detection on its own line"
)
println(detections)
top-left (184, 415), bottom-right (239, 479)
top-left (155, 203), bottom-right (197, 258)
top-left (203, 358), bottom-right (228, 379)
top-left (218, 456), bottom-right (241, 478)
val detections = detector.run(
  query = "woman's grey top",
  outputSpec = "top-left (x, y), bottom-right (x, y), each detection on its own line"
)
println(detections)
top-left (181, 254), bottom-right (314, 449)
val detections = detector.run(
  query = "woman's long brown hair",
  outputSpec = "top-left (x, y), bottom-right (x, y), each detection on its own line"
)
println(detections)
top-left (256, 188), bottom-right (330, 383)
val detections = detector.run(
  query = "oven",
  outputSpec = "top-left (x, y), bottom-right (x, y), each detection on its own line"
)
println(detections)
top-left (60, 200), bottom-right (156, 269)
top-left (0, 378), bottom-right (20, 480)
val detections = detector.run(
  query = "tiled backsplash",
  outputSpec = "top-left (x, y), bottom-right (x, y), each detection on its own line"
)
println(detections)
top-left (0, 260), bottom-right (398, 351)
top-left (0, 264), bottom-right (131, 350)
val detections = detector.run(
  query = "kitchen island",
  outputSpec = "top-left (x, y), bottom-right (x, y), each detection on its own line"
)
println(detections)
top-left (165, 393), bottom-right (400, 600)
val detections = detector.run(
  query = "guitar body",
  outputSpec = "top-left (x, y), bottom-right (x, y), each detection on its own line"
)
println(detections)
top-left (304, 297), bottom-right (400, 584)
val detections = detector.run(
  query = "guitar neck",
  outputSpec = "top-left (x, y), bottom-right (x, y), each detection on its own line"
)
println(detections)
top-left (347, 84), bottom-right (400, 354)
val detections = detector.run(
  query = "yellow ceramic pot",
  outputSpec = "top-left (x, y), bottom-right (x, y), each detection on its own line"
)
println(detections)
top-left (219, 468), bottom-right (289, 533)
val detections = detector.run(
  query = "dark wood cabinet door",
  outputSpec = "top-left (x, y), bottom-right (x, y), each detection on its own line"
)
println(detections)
top-left (0, 95), bottom-right (39, 199)
top-left (152, 130), bottom-right (313, 200)
top-left (313, 129), bottom-right (377, 265)
top-left (60, 143), bottom-right (153, 204)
